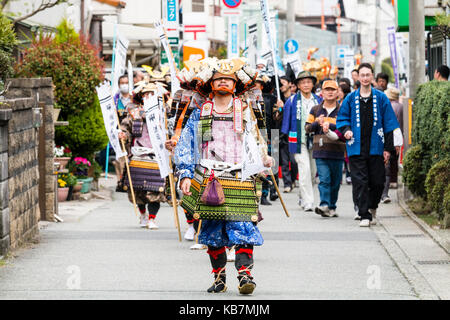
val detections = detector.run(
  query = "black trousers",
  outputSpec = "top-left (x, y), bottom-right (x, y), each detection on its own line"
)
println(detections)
top-left (349, 155), bottom-right (385, 220)
top-left (382, 151), bottom-right (398, 198)
top-left (280, 133), bottom-right (298, 187)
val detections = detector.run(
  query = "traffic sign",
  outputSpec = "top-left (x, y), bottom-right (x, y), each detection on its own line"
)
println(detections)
top-left (223, 0), bottom-right (242, 9)
top-left (284, 39), bottom-right (299, 55)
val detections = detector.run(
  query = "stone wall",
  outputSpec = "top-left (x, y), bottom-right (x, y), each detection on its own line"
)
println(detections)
top-left (5, 78), bottom-right (56, 222)
top-left (0, 78), bottom-right (55, 257)
top-left (0, 107), bottom-right (12, 256)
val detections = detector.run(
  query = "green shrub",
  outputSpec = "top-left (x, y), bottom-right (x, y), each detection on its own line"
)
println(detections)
top-left (381, 60), bottom-right (394, 83)
top-left (413, 81), bottom-right (450, 167)
top-left (443, 186), bottom-right (450, 225)
top-left (55, 94), bottom-right (108, 158)
top-left (0, 12), bottom-right (17, 90)
top-left (403, 145), bottom-right (428, 198)
top-left (15, 20), bottom-right (104, 117)
top-left (425, 158), bottom-right (450, 220)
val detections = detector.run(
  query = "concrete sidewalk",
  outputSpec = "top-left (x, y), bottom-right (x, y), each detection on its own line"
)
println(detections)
top-left (0, 176), bottom-right (448, 300)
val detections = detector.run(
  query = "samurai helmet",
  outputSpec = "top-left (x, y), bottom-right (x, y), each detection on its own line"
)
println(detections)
top-left (177, 57), bottom-right (259, 97)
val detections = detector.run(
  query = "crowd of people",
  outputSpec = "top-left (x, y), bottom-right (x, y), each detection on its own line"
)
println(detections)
top-left (106, 55), bottom-right (448, 295)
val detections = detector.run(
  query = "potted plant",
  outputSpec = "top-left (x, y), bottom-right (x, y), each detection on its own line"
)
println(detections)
top-left (57, 176), bottom-right (69, 202)
top-left (71, 157), bottom-right (93, 193)
top-left (54, 145), bottom-right (72, 170)
top-left (53, 103), bottom-right (62, 122)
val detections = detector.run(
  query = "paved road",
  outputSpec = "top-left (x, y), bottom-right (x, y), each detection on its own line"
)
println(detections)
top-left (0, 177), bottom-right (448, 300)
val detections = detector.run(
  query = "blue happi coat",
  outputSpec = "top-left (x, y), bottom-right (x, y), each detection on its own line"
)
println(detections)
top-left (336, 88), bottom-right (400, 157)
top-left (281, 92), bottom-right (323, 154)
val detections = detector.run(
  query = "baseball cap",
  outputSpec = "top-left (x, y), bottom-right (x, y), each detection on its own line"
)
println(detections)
top-left (322, 80), bottom-right (338, 90)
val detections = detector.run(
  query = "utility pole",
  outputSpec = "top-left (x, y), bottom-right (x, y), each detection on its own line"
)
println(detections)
top-left (80, 0), bottom-right (85, 36)
top-left (409, 0), bottom-right (425, 98)
top-left (321, 0), bottom-right (326, 30)
top-left (287, 0), bottom-right (296, 39)
top-left (374, 0), bottom-right (381, 74)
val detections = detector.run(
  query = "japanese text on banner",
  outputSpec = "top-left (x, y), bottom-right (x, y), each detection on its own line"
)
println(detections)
top-left (241, 121), bottom-right (266, 181)
top-left (143, 94), bottom-right (172, 178)
top-left (96, 82), bottom-right (127, 159)
top-left (155, 21), bottom-right (180, 96)
top-left (111, 30), bottom-right (129, 97)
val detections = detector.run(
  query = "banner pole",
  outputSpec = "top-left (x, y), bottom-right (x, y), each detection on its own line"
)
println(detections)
top-left (105, 24), bottom-right (118, 180)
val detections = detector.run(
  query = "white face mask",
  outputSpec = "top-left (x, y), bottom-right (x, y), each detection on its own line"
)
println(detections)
top-left (120, 84), bottom-right (129, 94)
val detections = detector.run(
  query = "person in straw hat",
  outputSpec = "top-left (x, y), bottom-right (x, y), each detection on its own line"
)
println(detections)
top-left (118, 80), bottom-right (168, 230)
top-left (281, 70), bottom-right (323, 211)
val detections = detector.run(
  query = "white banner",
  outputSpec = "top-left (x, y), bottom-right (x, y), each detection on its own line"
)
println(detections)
top-left (285, 53), bottom-right (302, 76)
top-left (155, 21), bottom-right (180, 97)
top-left (260, 0), bottom-right (281, 100)
top-left (247, 19), bottom-right (258, 68)
top-left (96, 82), bottom-right (127, 159)
top-left (241, 121), bottom-right (265, 181)
top-left (127, 60), bottom-right (133, 94)
top-left (344, 48), bottom-right (355, 80)
top-left (143, 94), bottom-right (171, 178)
top-left (111, 29), bottom-right (129, 97)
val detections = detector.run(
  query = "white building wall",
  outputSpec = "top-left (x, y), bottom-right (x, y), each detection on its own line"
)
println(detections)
top-left (4, 0), bottom-right (81, 30)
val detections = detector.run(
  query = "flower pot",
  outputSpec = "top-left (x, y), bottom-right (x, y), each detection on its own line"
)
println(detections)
top-left (53, 108), bottom-right (61, 122)
top-left (57, 187), bottom-right (69, 202)
top-left (55, 157), bottom-right (71, 170)
top-left (78, 177), bottom-right (94, 193)
top-left (73, 181), bottom-right (83, 193)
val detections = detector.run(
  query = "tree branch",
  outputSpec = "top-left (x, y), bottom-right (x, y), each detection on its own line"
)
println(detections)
top-left (13, 0), bottom-right (67, 23)
top-left (1, 0), bottom-right (10, 9)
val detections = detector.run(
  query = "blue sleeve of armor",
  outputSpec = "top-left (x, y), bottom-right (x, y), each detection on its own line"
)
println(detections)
top-left (173, 109), bottom-right (200, 180)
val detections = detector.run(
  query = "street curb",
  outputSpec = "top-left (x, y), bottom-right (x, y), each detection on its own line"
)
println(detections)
top-left (396, 184), bottom-right (450, 255)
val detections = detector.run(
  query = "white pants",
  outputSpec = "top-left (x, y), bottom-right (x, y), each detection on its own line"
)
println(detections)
top-left (294, 144), bottom-right (316, 206)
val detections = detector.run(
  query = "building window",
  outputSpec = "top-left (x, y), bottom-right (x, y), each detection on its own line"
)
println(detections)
top-left (357, 0), bottom-right (366, 4)
top-left (192, 0), bottom-right (205, 12)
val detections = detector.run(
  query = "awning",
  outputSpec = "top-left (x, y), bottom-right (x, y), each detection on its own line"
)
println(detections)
top-left (102, 21), bottom-right (158, 41)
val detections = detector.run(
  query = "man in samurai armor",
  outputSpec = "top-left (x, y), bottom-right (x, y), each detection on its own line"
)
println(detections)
top-left (173, 58), bottom-right (274, 295)
top-left (118, 80), bottom-right (167, 230)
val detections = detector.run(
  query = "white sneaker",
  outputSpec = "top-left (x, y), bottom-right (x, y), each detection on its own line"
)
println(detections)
top-left (227, 248), bottom-right (235, 262)
top-left (369, 209), bottom-right (377, 225)
top-left (329, 209), bottom-right (338, 217)
top-left (184, 225), bottom-right (196, 241)
top-left (359, 219), bottom-right (370, 227)
top-left (354, 214), bottom-right (361, 220)
top-left (147, 219), bottom-right (159, 230)
top-left (140, 214), bottom-right (148, 228)
top-left (315, 206), bottom-right (330, 217)
top-left (346, 177), bottom-right (352, 184)
top-left (381, 196), bottom-right (391, 204)
top-left (304, 204), bottom-right (314, 212)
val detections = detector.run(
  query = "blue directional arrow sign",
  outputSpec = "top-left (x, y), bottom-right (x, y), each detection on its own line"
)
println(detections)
top-left (284, 39), bottom-right (299, 55)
